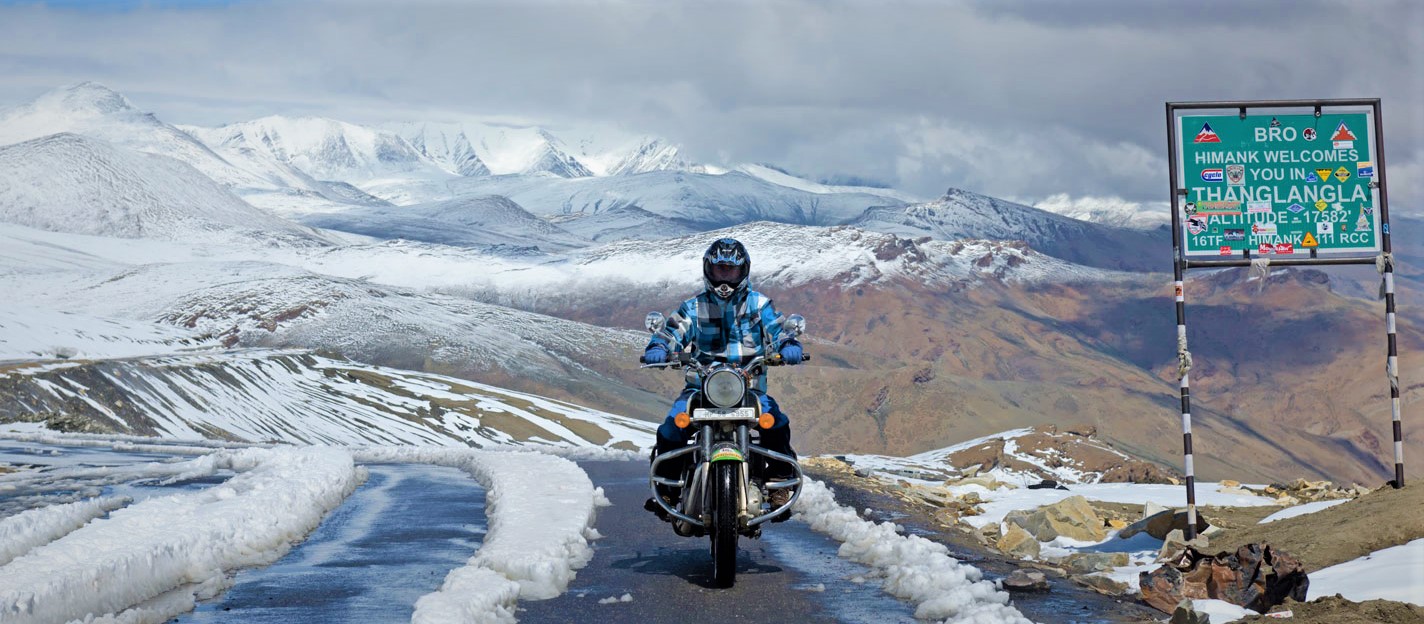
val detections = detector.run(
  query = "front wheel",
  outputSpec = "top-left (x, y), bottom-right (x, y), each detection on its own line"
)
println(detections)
top-left (709, 461), bottom-right (739, 587)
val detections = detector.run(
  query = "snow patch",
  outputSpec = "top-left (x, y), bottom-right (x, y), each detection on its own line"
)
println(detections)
top-left (354, 448), bottom-right (603, 622)
top-left (792, 479), bottom-right (1031, 623)
top-left (1309, 538), bottom-right (1424, 605)
top-left (0, 495), bottom-right (131, 567)
top-left (0, 446), bottom-right (360, 624)
top-left (1256, 499), bottom-right (1349, 524)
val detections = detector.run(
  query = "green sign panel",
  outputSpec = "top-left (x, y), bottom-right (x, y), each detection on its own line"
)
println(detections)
top-left (1178, 112), bottom-right (1379, 256)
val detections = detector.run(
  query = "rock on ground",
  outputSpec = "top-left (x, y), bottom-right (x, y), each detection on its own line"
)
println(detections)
top-left (1002, 569), bottom-right (1050, 593)
top-left (996, 523), bottom-right (1041, 558)
top-left (1005, 495), bottom-right (1106, 542)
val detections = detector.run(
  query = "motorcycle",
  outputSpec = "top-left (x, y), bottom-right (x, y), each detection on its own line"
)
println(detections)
top-left (640, 310), bottom-right (809, 587)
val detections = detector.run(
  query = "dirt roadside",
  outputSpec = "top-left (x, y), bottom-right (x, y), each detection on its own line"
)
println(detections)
top-left (1238, 595), bottom-right (1424, 624)
top-left (1208, 483), bottom-right (1424, 572)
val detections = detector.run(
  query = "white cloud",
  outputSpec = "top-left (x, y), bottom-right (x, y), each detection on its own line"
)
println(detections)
top-left (0, 0), bottom-right (1419, 205)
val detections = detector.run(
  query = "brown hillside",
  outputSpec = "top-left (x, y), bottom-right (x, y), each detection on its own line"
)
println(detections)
top-left (522, 263), bottom-right (1421, 486)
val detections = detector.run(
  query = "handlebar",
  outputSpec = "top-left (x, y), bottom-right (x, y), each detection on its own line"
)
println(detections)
top-left (639, 353), bottom-right (810, 370)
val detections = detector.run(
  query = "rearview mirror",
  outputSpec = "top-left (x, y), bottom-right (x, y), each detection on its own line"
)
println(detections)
top-left (645, 311), bottom-right (666, 334)
top-left (785, 314), bottom-right (805, 337)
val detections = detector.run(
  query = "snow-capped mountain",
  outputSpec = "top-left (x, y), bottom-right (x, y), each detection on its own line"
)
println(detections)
top-left (736, 163), bottom-right (923, 204)
top-left (0, 133), bottom-right (326, 245)
top-left (851, 188), bottom-right (1166, 272)
top-left (300, 194), bottom-right (589, 252)
top-left (377, 169), bottom-right (907, 241)
top-left (400, 124), bottom-right (491, 177)
top-left (604, 137), bottom-right (701, 176)
top-left (187, 116), bottom-right (458, 188)
top-left (0, 82), bottom-right (274, 190)
top-left (1032, 194), bottom-right (1171, 230)
top-left (385, 121), bottom-right (591, 179)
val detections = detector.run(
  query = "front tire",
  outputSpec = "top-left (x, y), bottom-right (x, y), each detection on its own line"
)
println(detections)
top-left (710, 461), bottom-right (739, 587)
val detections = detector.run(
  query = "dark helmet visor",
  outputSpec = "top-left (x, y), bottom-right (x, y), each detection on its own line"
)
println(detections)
top-left (709, 263), bottom-right (745, 284)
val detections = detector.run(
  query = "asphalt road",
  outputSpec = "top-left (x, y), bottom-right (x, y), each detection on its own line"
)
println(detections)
top-left (517, 460), bottom-right (919, 623)
top-left (0, 440), bottom-right (1158, 623)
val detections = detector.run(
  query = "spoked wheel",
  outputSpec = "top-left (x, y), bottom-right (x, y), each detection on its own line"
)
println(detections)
top-left (709, 461), bottom-right (739, 587)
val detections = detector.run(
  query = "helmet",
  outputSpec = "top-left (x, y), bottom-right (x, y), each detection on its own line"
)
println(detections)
top-left (702, 238), bottom-right (750, 299)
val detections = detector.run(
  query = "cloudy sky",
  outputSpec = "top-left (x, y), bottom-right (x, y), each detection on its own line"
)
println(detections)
top-left (1, 0), bottom-right (1421, 213)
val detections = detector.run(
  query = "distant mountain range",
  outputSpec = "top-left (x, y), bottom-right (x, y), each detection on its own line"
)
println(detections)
top-left (0, 81), bottom-right (1416, 485)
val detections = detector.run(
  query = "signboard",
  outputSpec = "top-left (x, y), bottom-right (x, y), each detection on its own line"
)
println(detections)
top-left (1177, 112), bottom-right (1380, 256)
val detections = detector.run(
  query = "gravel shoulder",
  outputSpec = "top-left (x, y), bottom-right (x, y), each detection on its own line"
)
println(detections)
top-left (1238, 596), bottom-right (1424, 624)
top-left (1207, 483), bottom-right (1424, 572)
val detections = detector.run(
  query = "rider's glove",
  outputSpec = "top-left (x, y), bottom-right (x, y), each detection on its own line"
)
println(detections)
top-left (642, 345), bottom-right (669, 364)
top-left (778, 341), bottom-right (803, 365)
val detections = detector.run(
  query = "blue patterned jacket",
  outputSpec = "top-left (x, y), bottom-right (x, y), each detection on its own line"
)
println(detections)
top-left (647, 288), bottom-right (789, 392)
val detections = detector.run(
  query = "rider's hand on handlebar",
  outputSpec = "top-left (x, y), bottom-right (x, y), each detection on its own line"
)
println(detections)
top-left (642, 345), bottom-right (669, 365)
top-left (779, 342), bottom-right (803, 365)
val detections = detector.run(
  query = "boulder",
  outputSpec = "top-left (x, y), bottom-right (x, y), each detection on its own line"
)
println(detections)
top-left (1139, 543), bottom-right (1309, 613)
top-left (952, 475), bottom-right (1009, 490)
top-left (1122, 509), bottom-right (1213, 540)
top-left (1063, 552), bottom-right (1131, 575)
top-left (1147, 511), bottom-right (1213, 540)
top-left (1002, 569), bottom-right (1050, 593)
top-left (932, 508), bottom-right (962, 527)
top-left (1076, 574), bottom-right (1129, 595)
top-left (914, 486), bottom-right (956, 507)
top-left (1007, 495), bottom-right (1106, 542)
top-left (1142, 500), bottom-right (1169, 520)
top-left (979, 522), bottom-right (1003, 542)
top-left (996, 524), bottom-right (1041, 558)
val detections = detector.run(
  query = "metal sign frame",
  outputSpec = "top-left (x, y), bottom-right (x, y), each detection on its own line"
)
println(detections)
top-left (1166, 99), bottom-right (1403, 540)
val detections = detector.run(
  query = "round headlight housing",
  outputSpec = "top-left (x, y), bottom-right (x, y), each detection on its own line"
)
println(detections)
top-left (703, 369), bottom-right (747, 408)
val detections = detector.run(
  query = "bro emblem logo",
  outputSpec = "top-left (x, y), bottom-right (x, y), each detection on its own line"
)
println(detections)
top-left (1225, 165), bottom-right (1245, 186)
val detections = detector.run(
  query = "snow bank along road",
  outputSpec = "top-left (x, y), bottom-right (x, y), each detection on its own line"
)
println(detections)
top-left (0, 435), bottom-right (1033, 623)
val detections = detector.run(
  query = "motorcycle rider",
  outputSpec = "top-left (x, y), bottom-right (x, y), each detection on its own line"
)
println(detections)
top-left (642, 237), bottom-right (804, 516)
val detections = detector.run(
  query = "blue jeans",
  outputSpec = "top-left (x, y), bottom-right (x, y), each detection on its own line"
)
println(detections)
top-left (653, 388), bottom-right (796, 482)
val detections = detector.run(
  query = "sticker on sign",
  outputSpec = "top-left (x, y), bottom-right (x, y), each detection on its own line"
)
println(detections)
top-left (1177, 111), bottom-right (1378, 256)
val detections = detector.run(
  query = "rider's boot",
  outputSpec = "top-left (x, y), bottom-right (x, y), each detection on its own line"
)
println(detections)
top-left (643, 495), bottom-right (675, 522)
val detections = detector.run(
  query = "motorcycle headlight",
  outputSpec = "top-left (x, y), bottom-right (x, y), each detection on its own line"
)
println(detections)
top-left (703, 369), bottom-right (747, 408)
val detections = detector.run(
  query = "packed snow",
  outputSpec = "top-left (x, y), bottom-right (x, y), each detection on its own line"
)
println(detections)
top-left (1186, 599), bottom-right (1261, 622)
top-left (0, 437), bottom-right (621, 623)
top-left (0, 446), bottom-right (361, 624)
top-left (0, 495), bottom-right (131, 567)
top-left (1257, 498), bottom-right (1350, 523)
top-left (793, 479), bottom-right (1032, 624)
top-left (1309, 539), bottom-right (1424, 605)
top-left (354, 447), bottom-right (608, 622)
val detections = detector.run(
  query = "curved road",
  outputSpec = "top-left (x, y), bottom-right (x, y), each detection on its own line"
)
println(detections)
top-left (0, 440), bottom-right (1158, 622)
top-left (518, 460), bottom-right (918, 623)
